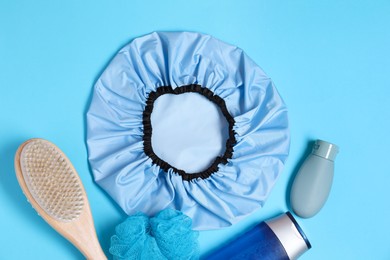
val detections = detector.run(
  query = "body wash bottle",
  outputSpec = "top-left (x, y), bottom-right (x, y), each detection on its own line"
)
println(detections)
top-left (290, 140), bottom-right (339, 218)
top-left (205, 212), bottom-right (311, 260)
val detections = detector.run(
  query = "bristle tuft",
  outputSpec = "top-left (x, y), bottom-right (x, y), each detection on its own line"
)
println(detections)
top-left (20, 140), bottom-right (84, 222)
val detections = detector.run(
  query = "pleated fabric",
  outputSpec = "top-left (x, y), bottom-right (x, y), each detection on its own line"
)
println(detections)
top-left (87, 32), bottom-right (290, 230)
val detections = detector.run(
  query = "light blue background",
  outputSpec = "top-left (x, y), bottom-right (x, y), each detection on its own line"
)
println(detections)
top-left (1, 0), bottom-right (389, 259)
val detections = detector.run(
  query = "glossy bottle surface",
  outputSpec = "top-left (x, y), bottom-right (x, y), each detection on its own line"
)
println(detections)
top-left (205, 212), bottom-right (310, 260)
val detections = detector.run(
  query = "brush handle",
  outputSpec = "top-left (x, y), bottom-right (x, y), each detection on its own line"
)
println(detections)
top-left (63, 206), bottom-right (107, 260)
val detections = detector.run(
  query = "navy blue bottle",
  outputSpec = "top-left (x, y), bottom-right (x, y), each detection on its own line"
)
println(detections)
top-left (205, 212), bottom-right (311, 260)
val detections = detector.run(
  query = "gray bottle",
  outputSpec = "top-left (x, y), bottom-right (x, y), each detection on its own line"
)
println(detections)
top-left (290, 140), bottom-right (339, 218)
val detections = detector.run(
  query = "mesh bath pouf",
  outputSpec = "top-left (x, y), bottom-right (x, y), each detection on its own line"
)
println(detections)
top-left (86, 31), bottom-right (290, 230)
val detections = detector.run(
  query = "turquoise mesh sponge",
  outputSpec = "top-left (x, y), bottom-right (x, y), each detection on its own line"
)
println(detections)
top-left (109, 209), bottom-right (199, 260)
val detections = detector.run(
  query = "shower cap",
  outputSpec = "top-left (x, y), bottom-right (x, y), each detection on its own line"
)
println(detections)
top-left (87, 32), bottom-right (289, 230)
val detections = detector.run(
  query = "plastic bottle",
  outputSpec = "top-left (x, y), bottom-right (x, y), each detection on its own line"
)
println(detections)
top-left (290, 140), bottom-right (339, 218)
top-left (205, 212), bottom-right (311, 260)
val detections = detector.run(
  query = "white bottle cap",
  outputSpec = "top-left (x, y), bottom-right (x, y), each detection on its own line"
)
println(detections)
top-left (266, 212), bottom-right (311, 260)
top-left (312, 140), bottom-right (339, 161)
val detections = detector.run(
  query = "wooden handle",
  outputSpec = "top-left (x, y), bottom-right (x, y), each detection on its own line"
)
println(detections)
top-left (65, 207), bottom-right (107, 260)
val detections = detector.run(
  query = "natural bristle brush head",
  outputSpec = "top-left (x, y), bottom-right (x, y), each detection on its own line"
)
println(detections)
top-left (20, 139), bottom-right (84, 222)
top-left (15, 138), bottom-right (106, 260)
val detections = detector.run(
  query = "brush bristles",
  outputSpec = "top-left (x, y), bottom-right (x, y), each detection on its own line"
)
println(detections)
top-left (20, 140), bottom-right (84, 222)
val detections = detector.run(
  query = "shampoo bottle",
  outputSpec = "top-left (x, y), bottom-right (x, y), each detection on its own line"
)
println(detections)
top-left (205, 212), bottom-right (311, 260)
top-left (290, 140), bottom-right (339, 218)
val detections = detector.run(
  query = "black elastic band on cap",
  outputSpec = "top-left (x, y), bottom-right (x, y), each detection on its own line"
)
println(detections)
top-left (142, 84), bottom-right (237, 181)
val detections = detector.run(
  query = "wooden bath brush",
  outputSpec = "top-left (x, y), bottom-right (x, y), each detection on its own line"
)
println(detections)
top-left (14, 138), bottom-right (106, 259)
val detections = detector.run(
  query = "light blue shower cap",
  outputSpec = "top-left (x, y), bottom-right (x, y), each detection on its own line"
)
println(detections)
top-left (86, 32), bottom-right (289, 230)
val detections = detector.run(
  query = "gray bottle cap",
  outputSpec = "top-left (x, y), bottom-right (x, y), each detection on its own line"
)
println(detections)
top-left (312, 140), bottom-right (339, 161)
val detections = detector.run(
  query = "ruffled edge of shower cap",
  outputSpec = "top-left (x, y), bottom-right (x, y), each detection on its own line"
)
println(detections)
top-left (86, 31), bottom-right (290, 230)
